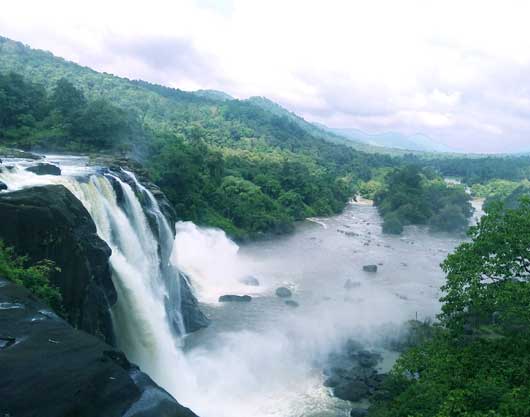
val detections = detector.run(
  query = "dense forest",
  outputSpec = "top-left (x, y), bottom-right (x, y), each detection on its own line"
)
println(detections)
top-left (3, 35), bottom-right (530, 239)
top-left (0, 36), bottom-right (397, 239)
top-left (403, 153), bottom-right (530, 185)
top-left (370, 166), bottom-right (473, 234)
top-left (369, 198), bottom-right (530, 417)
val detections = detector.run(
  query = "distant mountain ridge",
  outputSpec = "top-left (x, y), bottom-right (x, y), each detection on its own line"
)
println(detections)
top-left (327, 127), bottom-right (453, 153)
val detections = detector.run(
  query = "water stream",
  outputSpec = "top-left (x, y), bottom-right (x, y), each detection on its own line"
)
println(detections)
top-left (0, 155), bottom-right (478, 417)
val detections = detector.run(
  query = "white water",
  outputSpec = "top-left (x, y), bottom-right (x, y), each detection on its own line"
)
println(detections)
top-left (0, 157), bottom-right (192, 392)
top-left (0, 156), bottom-right (478, 417)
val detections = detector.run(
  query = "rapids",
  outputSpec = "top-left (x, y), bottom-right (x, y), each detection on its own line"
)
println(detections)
top-left (0, 155), bottom-right (479, 417)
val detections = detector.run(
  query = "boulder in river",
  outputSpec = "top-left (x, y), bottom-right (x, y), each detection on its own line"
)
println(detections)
top-left (358, 350), bottom-right (381, 368)
top-left (275, 287), bottom-right (292, 298)
top-left (240, 275), bottom-right (260, 286)
top-left (350, 408), bottom-right (368, 417)
top-left (362, 264), bottom-right (378, 273)
top-left (284, 300), bottom-right (299, 308)
top-left (0, 181), bottom-right (7, 191)
top-left (344, 279), bottom-right (361, 290)
top-left (179, 272), bottom-right (210, 332)
top-left (219, 294), bottom-right (252, 302)
top-left (333, 380), bottom-right (371, 402)
top-left (26, 162), bottom-right (61, 176)
top-left (0, 278), bottom-right (198, 417)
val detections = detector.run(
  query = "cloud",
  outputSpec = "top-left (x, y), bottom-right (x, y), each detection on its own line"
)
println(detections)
top-left (1, 0), bottom-right (530, 152)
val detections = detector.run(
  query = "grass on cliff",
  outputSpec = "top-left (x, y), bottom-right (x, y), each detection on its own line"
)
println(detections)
top-left (0, 241), bottom-right (63, 312)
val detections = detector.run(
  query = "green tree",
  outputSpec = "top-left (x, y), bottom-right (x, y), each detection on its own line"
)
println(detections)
top-left (51, 78), bottom-right (86, 118)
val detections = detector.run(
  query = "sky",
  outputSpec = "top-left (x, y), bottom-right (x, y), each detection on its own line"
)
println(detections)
top-left (2, 0), bottom-right (530, 153)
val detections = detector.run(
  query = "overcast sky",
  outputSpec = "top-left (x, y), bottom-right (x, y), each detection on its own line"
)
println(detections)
top-left (2, 0), bottom-right (530, 153)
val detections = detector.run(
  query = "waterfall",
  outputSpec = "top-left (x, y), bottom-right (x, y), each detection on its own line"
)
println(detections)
top-left (0, 159), bottom-right (193, 393)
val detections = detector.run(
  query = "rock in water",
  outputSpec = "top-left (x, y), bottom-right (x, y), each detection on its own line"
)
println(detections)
top-left (362, 264), bottom-right (378, 273)
top-left (275, 287), bottom-right (292, 298)
top-left (333, 380), bottom-right (371, 402)
top-left (350, 408), bottom-right (368, 417)
top-left (219, 294), bottom-right (252, 302)
top-left (0, 279), bottom-right (199, 417)
top-left (0, 181), bottom-right (7, 191)
top-left (179, 272), bottom-right (210, 332)
top-left (284, 300), bottom-right (299, 307)
top-left (26, 163), bottom-right (61, 176)
top-left (358, 350), bottom-right (381, 368)
top-left (344, 279), bottom-right (361, 290)
top-left (240, 275), bottom-right (260, 286)
top-left (0, 185), bottom-right (116, 343)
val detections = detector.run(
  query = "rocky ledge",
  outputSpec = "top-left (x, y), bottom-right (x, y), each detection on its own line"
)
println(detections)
top-left (0, 278), bottom-right (199, 417)
top-left (0, 185), bottom-right (116, 344)
top-left (323, 340), bottom-right (389, 413)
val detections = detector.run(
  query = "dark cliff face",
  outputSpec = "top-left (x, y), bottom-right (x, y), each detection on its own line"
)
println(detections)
top-left (0, 278), bottom-right (199, 417)
top-left (0, 185), bottom-right (116, 343)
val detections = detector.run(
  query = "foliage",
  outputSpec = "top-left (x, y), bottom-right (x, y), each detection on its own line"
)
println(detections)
top-left (369, 198), bottom-right (530, 417)
top-left (0, 35), bottom-right (401, 239)
top-left (374, 166), bottom-right (473, 234)
top-left (0, 71), bottom-right (134, 151)
top-left (0, 241), bottom-right (62, 312)
top-left (407, 153), bottom-right (530, 185)
top-left (470, 179), bottom-right (521, 200)
top-left (440, 198), bottom-right (530, 332)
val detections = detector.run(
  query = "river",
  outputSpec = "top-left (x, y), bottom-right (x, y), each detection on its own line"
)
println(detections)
top-left (0, 155), bottom-right (479, 417)
top-left (172, 199), bottom-right (472, 417)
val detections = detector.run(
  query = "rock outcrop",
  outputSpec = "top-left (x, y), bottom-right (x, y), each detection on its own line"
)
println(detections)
top-left (0, 185), bottom-right (116, 343)
top-left (0, 278), bottom-right (199, 417)
top-left (362, 265), bottom-right (378, 273)
top-left (179, 274), bottom-right (210, 333)
top-left (219, 294), bottom-right (252, 302)
top-left (239, 275), bottom-right (260, 286)
top-left (323, 341), bottom-right (387, 404)
top-left (275, 287), bottom-right (292, 298)
top-left (26, 162), bottom-right (61, 176)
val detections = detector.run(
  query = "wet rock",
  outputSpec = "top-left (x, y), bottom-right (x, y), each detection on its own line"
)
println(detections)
top-left (350, 408), bottom-right (368, 417)
top-left (179, 273), bottom-right (210, 332)
top-left (0, 181), bottom-right (7, 191)
top-left (333, 380), bottom-right (371, 402)
top-left (344, 279), bottom-right (361, 290)
top-left (275, 287), bottom-right (292, 298)
top-left (26, 163), bottom-right (61, 176)
top-left (362, 265), bottom-right (378, 273)
top-left (219, 294), bottom-right (252, 302)
top-left (358, 350), bottom-right (381, 368)
top-left (0, 279), bottom-right (198, 417)
top-left (0, 185), bottom-right (115, 343)
top-left (284, 300), bottom-right (299, 308)
top-left (240, 275), bottom-right (260, 286)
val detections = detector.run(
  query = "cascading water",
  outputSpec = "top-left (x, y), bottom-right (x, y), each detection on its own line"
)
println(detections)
top-left (0, 158), bottom-right (193, 393)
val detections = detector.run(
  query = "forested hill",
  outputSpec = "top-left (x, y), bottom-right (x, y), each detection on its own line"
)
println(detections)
top-left (0, 35), bottom-right (396, 239)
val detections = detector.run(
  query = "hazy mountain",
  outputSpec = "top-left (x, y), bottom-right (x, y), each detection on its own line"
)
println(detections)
top-left (329, 127), bottom-right (454, 153)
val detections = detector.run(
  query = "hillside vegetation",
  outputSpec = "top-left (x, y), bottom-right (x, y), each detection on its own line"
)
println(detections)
top-left (0, 36), bottom-right (396, 239)
top-left (369, 199), bottom-right (530, 417)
